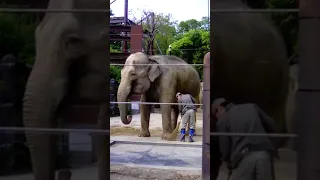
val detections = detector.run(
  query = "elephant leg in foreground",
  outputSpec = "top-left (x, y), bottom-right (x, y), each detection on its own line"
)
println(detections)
top-left (25, 127), bottom-right (57, 180)
top-left (138, 95), bottom-right (151, 137)
top-left (23, 76), bottom-right (66, 180)
top-left (160, 103), bottom-right (174, 140)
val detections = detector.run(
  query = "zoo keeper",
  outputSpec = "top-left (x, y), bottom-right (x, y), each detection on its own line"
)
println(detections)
top-left (212, 98), bottom-right (277, 180)
top-left (176, 92), bottom-right (197, 142)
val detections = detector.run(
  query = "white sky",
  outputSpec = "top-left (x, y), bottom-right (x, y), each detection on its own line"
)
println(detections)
top-left (110, 0), bottom-right (210, 23)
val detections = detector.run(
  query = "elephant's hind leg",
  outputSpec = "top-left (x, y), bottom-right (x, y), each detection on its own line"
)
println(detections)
top-left (138, 94), bottom-right (151, 137)
top-left (171, 106), bottom-right (179, 130)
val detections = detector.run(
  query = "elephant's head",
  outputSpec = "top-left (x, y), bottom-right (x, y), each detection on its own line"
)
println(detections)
top-left (117, 52), bottom-right (162, 124)
top-left (23, 0), bottom-right (109, 125)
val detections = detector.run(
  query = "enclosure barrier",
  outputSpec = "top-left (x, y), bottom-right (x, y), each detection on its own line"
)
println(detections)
top-left (0, 5), bottom-right (308, 180)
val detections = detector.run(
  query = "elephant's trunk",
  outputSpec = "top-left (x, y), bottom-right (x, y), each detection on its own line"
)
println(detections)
top-left (23, 44), bottom-right (69, 180)
top-left (117, 80), bottom-right (133, 124)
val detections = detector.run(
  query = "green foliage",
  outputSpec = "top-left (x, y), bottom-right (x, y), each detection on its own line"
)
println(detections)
top-left (177, 17), bottom-right (209, 34)
top-left (245, 0), bottom-right (298, 57)
top-left (168, 29), bottom-right (209, 80)
top-left (146, 13), bottom-right (178, 54)
top-left (0, 13), bottom-right (38, 64)
top-left (110, 45), bottom-right (122, 82)
top-left (110, 46), bottom-right (121, 53)
top-left (110, 65), bottom-right (121, 83)
top-left (266, 0), bottom-right (298, 57)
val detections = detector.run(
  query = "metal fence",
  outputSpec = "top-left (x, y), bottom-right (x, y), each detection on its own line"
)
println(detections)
top-left (0, 2), bottom-right (317, 180)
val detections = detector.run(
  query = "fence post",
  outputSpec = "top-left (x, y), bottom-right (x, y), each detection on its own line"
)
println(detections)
top-left (297, 0), bottom-right (320, 180)
top-left (202, 52), bottom-right (210, 180)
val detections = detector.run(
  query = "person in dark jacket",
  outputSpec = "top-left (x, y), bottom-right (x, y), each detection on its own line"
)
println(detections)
top-left (176, 92), bottom-right (197, 142)
top-left (212, 98), bottom-right (277, 180)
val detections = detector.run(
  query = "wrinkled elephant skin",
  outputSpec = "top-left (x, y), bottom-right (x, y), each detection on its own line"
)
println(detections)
top-left (22, 0), bottom-right (109, 180)
top-left (117, 52), bottom-right (201, 140)
top-left (211, 1), bottom-right (289, 148)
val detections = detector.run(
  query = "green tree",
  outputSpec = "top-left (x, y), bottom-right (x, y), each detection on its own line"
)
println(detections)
top-left (177, 19), bottom-right (201, 34)
top-left (244, 0), bottom-right (298, 57)
top-left (129, 10), bottom-right (178, 54)
top-left (266, 0), bottom-right (298, 57)
top-left (177, 17), bottom-right (209, 34)
top-left (168, 29), bottom-right (209, 80)
top-left (153, 13), bottom-right (177, 54)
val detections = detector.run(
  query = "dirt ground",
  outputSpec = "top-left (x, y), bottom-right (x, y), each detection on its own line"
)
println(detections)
top-left (110, 108), bottom-right (204, 137)
top-left (110, 126), bottom-right (164, 136)
top-left (110, 164), bottom-right (202, 180)
top-left (110, 126), bottom-right (203, 136)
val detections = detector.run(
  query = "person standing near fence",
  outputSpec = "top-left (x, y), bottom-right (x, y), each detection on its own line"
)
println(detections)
top-left (176, 92), bottom-right (197, 142)
top-left (212, 98), bottom-right (277, 180)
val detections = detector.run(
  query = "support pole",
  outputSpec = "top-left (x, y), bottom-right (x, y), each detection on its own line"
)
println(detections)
top-left (297, 0), bottom-right (320, 180)
top-left (150, 12), bottom-right (155, 55)
top-left (202, 52), bottom-right (210, 180)
top-left (123, 0), bottom-right (128, 52)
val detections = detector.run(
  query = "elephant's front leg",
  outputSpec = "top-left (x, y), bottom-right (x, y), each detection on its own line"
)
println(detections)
top-left (160, 103), bottom-right (173, 140)
top-left (138, 94), bottom-right (151, 137)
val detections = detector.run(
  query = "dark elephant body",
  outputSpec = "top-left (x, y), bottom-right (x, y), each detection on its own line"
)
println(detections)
top-left (22, 0), bottom-right (110, 180)
top-left (117, 53), bottom-right (201, 140)
top-left (211, 1), bottom-right (289, 145)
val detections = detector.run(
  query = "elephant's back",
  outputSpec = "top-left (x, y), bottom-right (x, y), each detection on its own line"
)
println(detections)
top-left (211, 4), bottom-right (288, 93)
top-left (175, 68), bottom-right (201, 100)
top-left (152, 55), bottom-right (201, 98)
top-left (211, 1), bottom-right (289, 122)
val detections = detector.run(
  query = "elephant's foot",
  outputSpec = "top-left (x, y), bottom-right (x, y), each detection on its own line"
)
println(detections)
top-left (57, 169), bottom-right (72, 180)
top-left (137, 130), bottom-right (150, 137)
top-left (161, 132), bottom-right (175, 141)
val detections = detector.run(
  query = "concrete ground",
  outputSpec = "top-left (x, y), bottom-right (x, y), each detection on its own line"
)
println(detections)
top-left (0, 110), bottom-right (297, 180)
top-left (2, 164), bottom-right (202, 180)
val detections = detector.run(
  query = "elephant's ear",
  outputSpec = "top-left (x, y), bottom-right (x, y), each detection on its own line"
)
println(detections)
top-left (148, 57), bottom-right (161, 82)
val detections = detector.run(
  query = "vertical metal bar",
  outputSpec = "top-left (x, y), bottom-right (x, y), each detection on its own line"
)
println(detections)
top-left (123, 0), bottom-right (128, 52)
top-left (202, 52), bottom-right (211, 180)
top-left (124, 0), bottom-right (128, 25)
top-left (150, 12), bottom-right (155, 55)
top-left (297, 0), bottom-right (320, 180)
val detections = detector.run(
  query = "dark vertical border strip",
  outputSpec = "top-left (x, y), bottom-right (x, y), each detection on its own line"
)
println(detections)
top-left (107, 1), bottom-right (111, 179)
top-left (202, 53), bottom-right (211, 180)
top-left (209, 0), bottom-right (223, 179)
top-left (297, 0), bottom-right (320, 180)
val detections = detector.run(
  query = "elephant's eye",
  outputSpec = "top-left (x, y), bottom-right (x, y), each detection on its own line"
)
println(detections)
top-left (130, 71), bottom-right (136, 77)
top-left (129, 72), bottom-right (137, 80)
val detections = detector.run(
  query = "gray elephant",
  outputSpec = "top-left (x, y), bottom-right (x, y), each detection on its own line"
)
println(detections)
top-left (117, 52), bottom-right (201, 140)
top-left (22, 0), bottom-right (109, 180)
top-left (211, 0), bottom-right (289, 148)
